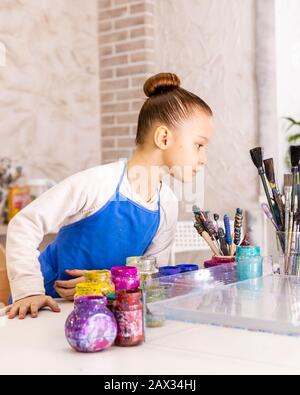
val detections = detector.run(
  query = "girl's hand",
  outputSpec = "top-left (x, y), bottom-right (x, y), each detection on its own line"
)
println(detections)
top-left (6, 295), bottom-right (61, 320)
top-left (54, 270), bottom-right (85, 302)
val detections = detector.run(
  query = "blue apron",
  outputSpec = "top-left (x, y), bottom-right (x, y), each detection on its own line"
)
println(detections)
top-left (38, 162), bottom-right (161, 298)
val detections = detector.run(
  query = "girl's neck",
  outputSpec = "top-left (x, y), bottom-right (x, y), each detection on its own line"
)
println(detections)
top-left (127, 147), bottom-right (165, 203)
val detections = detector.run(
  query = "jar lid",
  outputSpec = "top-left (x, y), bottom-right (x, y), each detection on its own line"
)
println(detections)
top-left (126, 256), bottom-right (142, 266)
top-left (75, 282), bottom-right (103, 295)
top-left (159, 266), bottom-right (181, 276)
top-left (138, 256), bottom-right (158, 273)
top-left (236, 246), bottom-right (261, 258)
top-left (111, 266), bottom-right (138, 276)
top-left (75, 295), bottom-right (107, 306)
top-left (84, 270), bottom-right (111, 282)
top-left (176, 264), bottom-right (199, 273)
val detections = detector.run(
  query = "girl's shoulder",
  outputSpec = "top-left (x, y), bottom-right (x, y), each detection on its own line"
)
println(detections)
top-left (64, 161), bottom-right (125, 189)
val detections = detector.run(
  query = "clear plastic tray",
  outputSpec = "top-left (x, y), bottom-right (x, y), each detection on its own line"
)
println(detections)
top-left (148, 274), bottom-right (300, 337)
top-left (146, 263), bottom-right (237, 300)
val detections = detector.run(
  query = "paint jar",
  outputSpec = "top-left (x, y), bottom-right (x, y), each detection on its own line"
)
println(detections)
top-left (126, 256), bottom-right (142, 266)
top-left (236, 257), bottom-right (263, 281)
top-left (135, 256), bottom-right (158, 286)
top-left (114, 289), bottom-right (144, 347)
top-left (176, 264), bottom-right (199, 273)
top-left (84, 270), bottom-right (115, 297)
top-left (111, 266), bottom-right (140, 292)
top-left (236, 246), bottom-right (263, 281)
top-left (65, 295), bottom-right (117, 353)
top-left (75, 283), bottom-right (103, 299)
top-left (236, 246), bottom-right (261, 261)
top-left (146, 286), bottom-right (165, 328)
top-left (159, 266), bottom-right (181, 277)
top-left (204, 257), bottom-right (236, 269)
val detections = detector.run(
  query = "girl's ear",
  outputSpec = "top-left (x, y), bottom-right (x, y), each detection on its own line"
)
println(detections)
top-left (154, 126), bottom-right (172, 150)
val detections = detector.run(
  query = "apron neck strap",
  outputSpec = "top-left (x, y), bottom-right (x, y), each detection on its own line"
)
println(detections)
top-left (117, 161), bottom-right (162, 207)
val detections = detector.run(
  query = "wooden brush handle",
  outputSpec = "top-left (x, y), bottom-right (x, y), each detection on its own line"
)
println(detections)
top-left (201, 231), bottom-right (221, 256)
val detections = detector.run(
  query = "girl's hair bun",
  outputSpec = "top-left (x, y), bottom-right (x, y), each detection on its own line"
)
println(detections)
top-left (143, 72), bottom-right (181, 98)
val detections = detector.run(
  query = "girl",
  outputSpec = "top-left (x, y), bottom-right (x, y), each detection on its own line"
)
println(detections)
top-left (5, 72), bottom-right (213, 319)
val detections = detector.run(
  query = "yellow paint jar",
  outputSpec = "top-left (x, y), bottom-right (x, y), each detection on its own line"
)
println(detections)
top-left (75, 283), bottom-right (103, 299)
top-left (84, 270), bottom-right (115, 296)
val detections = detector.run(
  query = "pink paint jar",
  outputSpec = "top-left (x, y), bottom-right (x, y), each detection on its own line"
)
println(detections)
top-left (111, 266), bottom-right (140, 292)
top-left (204, 257), bottom-right (236, 269)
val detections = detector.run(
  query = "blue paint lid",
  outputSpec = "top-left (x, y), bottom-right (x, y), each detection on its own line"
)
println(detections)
top-left (176, 264), bottom-right (199, 273)
top-left (159, 266), bottom-right (181, 276)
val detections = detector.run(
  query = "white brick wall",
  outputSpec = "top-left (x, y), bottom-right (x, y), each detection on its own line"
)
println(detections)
top-left (98, 0), bottom-right (155, 163)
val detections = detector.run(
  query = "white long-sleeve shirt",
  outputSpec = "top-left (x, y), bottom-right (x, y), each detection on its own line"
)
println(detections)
top-left (6, 161), bottom-right (179, 302)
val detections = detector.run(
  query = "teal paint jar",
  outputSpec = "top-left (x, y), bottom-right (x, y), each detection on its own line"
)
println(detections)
top-left (236, 246), bottom-right (263, 281)
top-left (236, 246), bottom-right (261, 260)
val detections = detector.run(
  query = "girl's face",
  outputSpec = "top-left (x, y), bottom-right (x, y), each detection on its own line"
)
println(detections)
top-left (162, 111), bottom-right (213, 182)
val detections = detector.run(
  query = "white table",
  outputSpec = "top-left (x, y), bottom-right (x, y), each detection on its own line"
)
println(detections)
top-left (1, 300), bottom-right (300, 375)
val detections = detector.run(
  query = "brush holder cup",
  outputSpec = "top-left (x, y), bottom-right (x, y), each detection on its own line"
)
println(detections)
top-left (276, 231), bottom-right (300, 276)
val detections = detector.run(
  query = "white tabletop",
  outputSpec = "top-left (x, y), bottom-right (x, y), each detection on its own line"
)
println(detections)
top-left (1, 300), bottom-right (300, 375)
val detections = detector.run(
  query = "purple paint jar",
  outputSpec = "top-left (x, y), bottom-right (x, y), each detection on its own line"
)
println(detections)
top-left (65, 296), bottom-right (117, 353)
top-left (111, 266), bottom-right (140, 292)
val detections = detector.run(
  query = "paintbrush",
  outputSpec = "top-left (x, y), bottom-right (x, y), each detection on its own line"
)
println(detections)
top-left (296, 215), bottom-right (300, 276)
top-left (214, 214), bottom-right (221, 232)
top-left (264, 158), bottom-right (285, 226)
top-left (287, 206), bottom-right (295, 260)
top-left (194, 222), bottom-right (221, 256)
top-left (261, 203), bottom-right (280, 231)
top-left (193, 206), bottom-right (220, 252)
top-left (234, 208), bottom-right (243, 249)
top-left (261, 202), bottom-right (284, 256)
top-left (284, 174), bottom-right (293, 273)
top-left (250, 147), bottom-right (279, 227)
top-left (213, 213), bottom-right (223, 252)
top-left (294, 217), bottom-right (300, 276)
top-left (224, 215), bottom-right (234, 256)
top-left (217, 228), bottom-right (229, 256)
top-left (290, 146), bottom-right (300, 213)
top-left (204, 212), bottom-right (219, 241)
top-left (284, 175), bottom-right (293, 255)
top-left (290, 209), bottom-right (299, 275)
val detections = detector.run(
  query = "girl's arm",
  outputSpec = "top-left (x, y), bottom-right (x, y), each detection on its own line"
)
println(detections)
top-left (6, 171), bottom-right (90, 302)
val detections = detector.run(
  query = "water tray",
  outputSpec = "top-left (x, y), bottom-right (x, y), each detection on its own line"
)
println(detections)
top-left (148, 274), bottom-right (300, 337)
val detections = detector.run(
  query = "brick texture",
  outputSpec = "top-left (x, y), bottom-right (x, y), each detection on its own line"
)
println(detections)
top-left (98, 0), bottom-right (155, 164)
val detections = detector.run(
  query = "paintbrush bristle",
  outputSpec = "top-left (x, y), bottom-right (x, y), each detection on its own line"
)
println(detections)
top-left (284, 174), bottom-right (293, 188)
top-left (264, 158), bottom-right (275, 184)
top-left (250, 147), bottom-right (264, 171)
top-left (192, 205), bottom-right (200, 214)
top-left (290, 146), bottom-right (300, 168)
